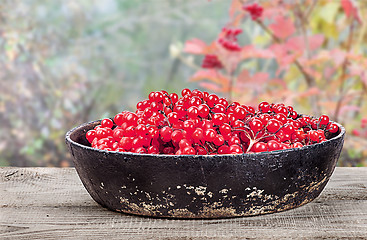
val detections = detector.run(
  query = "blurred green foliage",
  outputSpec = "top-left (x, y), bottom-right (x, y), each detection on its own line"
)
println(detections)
top-left (0, 0), bottom-right (228, 166)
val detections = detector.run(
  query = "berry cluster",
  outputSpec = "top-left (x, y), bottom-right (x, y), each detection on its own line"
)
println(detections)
top-left (85, 89), bottom-right (340, 155)
top-left (243, 3), bottom-right (264, 21)
top-left (218, 28), bottom-right (242, 52)
top-left (202, 54), bottom-right (223, 69)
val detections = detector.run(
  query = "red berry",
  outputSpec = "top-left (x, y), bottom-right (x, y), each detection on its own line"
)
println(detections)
top-left (196, 146), bottom-right (207, 155)
top-left (267, 140), bottom-right (281, 151)
top-left (249, 118), bottom-right (264, 133)
top-left (101, 118), bottom-right (113, 128)
top-left (112, 128), bottom-right (124, 142)
top-left (114, 113), bottom-right (124, 126)
top-left (182, 146), bottom-right (196, 155)
top-left (292, 142), bottom-right (303, 148)
top-left (204, 129), bottom-right (217, 142)
top-left (189, 96), bottom-right (202, 107)
top-left (181, 88), bottom-right (191, 97)
top-left (179, 139), bottom-right (192, 149)
top-left (213, 134), bottom-right (225, 146)
top-left (308, 130), bottom-right (320, 142)
top-left (135, 147), bottom-right (147, 154)
top-left (183, 120), bottom-right (195, 134)
top-left (229, 144), bottom-right (243, 154)
top-left (160, 126), bottom-right (173, 142)
top-left (198, 104), bottom-right (210, 118)
top-left (219, 123), bottom-right (232, 136)
top-left (162, 147), bottom-right (175, 154)
top-left (267, 119), bottom-right (281, 133)
top-left (327, 123), bottom-right (339, 134)
top-left (258, 101), bottom-right (270, 113)
top-left (171, 130), bottom-right (183, 145)
top-left (228, 136), bottom-right (241, 145)
top-left (212, 113), bottom-right (227, 126)
top-left (212, 104), bottom-right (226, 113)
top-left (86, 130), bottom-right (96, 143)
top-left (187, 106), bottom-right (199, 119)
top-left (202, 54), bottom-right (223, 69)
top-left (169, 93), bottom-right (179, 103)
top-left (319, 114), bottom-right (330, 126)
top-left (167, 112), bottom-right (179, 124)
top-left (206, 94), bottom-right (219, 108)
top-left (192, 128), bottom-right (204, 143)
top-left (120, 137), bottom-right (133, 151)
top-left (218, 145), bottom-right (230, 154)
top-left (252, 142), bottom-right (267, 152)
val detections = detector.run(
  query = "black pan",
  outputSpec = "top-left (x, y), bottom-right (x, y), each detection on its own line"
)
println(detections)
top-left (65, 120), bottom-right (345, 218)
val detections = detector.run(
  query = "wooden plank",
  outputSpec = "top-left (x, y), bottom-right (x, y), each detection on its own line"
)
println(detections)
top-left (0, 167), bottom-right (366, 239)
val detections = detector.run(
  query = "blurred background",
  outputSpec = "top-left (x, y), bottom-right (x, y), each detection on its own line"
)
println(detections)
top-left (0, 0), bottom-right (366, 167)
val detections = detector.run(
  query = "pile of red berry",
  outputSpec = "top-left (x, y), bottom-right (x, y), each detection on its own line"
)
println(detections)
top-left (85, 89), bottom-right (340, 155)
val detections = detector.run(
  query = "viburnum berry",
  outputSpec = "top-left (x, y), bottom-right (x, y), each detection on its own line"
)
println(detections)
top-left (319, 114), bottom-right (330, 126)
top-left (204, 129), bottom-right (217, 142)
top-left (101, 118), bottom-right (113, 128)
top-left (230, 144), bottom-right (243, 154)
top-left (249, 118), bottom-right (264, 133)
top-left (182, 146), bottom-right (196, 155)
top-left (179, 139), bottom-right (192, 150)
top-left (160, 126), bottom-right (172, 142)
top-left (202, 54), bottom-right (223, 69)
top-left (267, 119), bottom-right (281, 133)
top-left (181, 88), bottom-right (191, 97)
top-left (243, 3), bottom-right (263, 20)
top-left (252, 142), bottom-right (267, 153)
top-left (267, 140), bottom-right (281, 151)
top-left (113, 128), bottom-right (124, 142)
top-left (187, 106), bottom-right (199, 119)
top-left (213, 134), bottom-right (225, 146)
top-left (113, 113), bottom-right (125, 126)
top-left (327, 123), bottom-right (339, 134)
top-left (218, 145), bottom-right (230, 154)
top-left (192, 128), bottom-right (204, 143)
top-left (198, 104), bottom-right (210, 118)
top-left (86, 130), bottom-right (96, 143)
top-left (212, 113), bottom-right (227, 126)
top-left (258, 101), bottom-right (270, 113)
top-left (218, 28), bottom-right (243, 52)
top-left (196, 146), bottom-right (207, 155)
top-left (147, 145), bottom-right (159, 154)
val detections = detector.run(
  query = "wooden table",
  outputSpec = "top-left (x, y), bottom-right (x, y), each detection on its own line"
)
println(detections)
top-left (1, 167), bottom-right (366, 239)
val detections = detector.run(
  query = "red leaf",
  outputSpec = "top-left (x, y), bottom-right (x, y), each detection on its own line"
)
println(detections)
top-left (269, 43), bottom-right (299, 74)
top-left (330, 49), bottom-right (347, 67)
top-left (237, 71), bottom-right (269, 92)
top-left (252, 72), bottom-right (269, 84)
top-left (184, 39), bottom-right (208, 55)
top-left (339, 105), bottom-right (360, 116)
top-left (237, 69), bottom-right (251, 83)
top-left (269, 15), bottom-right (295, 40)
top-left (298, 87), bottom-right (320, 98)
top-left (285, 34), bottom-right (324, 52)
top-left (241, 45), bottom-right (274, 59)
top-left (199, 82), bottom-right (224, 92)
top-left (190, 69), bottom-right (229, 86)
top-left (229, 0), bottom-right (243, 18)
top-left (268, 78), bottom-right (287, 89)
top-left (341, 0), bottom-right (362, 24)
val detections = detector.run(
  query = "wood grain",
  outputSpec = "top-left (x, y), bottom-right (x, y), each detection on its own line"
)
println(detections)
top-left (1, 167), bottom-right (366, 239)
